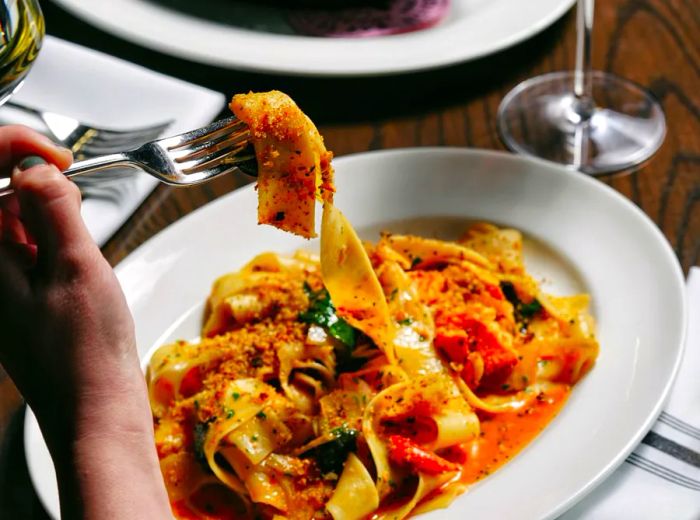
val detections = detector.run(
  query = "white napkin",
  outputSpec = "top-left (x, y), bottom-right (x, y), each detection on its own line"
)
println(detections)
top-left (561, 267), bottom-right (700, 519)
top-left (6, 35), bottom-right (226, 246)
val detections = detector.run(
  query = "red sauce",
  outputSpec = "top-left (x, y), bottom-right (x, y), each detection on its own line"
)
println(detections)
top-left (459, 383), bottom-right (570, 486)
top-left (374, 384), bottom-right (571, 518)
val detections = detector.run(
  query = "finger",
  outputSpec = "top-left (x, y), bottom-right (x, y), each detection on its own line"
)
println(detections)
top-left (12, 161), bottom-right (98, 274)
top-left (0, 192), bottom-right (20, 214)
top-left (0, 241), bottom-right (37, 269)
top-left (0, 126), bottom-right (73, 172)
top-left (0, 242), bottom-right (31, 314)
top-left (1, 195), bottom-right (38, 247)
top-left (0, 206), bottom-right (29, 244)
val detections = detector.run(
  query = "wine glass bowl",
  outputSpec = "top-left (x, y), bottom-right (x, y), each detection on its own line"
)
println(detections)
top-left (0, 0), bottom-right (44, 106)
top-left (497, 0), bottom-right (666, 176)
top-left (498, 71), bottom-right (666, 175)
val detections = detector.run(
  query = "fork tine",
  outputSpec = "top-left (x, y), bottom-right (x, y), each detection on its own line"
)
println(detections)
top-left (173, 162), bottom-right (245, 186)
top-left (170, 129), bottom-right (250, 163)
top-left (163, 116), bottom-right (246, 151)
top-left (85, 128), bottom-right (167, 149)
top-left (88, 120), bottom-right (171, 140)
top-left (79, 122), bottom-right (171, 152)
top-left (73, 122), bottom-right (172, 158)
top-left (178, 142), bottom-right (252, 174)
top-left (79, 136), bottom-right (162, 156)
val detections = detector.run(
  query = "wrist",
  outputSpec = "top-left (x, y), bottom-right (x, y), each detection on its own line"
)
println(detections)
top-left (39, 357), bottom-right (151, 446)
top-left (35, 356), bottom-right (172, 519)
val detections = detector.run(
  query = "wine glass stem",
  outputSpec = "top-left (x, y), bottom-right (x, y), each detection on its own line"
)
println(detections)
top-left (573, 0), bottom-right (594, 117)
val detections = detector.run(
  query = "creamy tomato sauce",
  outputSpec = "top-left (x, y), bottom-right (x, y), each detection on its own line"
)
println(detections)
top-left (461, 383), bottom-right (570, 485)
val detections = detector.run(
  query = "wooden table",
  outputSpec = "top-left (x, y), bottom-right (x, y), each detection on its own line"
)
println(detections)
top-left (1, 0), bottom-right (697, 516)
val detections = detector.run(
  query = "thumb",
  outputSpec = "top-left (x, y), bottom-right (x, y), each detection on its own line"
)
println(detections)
top-left (12, 159), bottom-right (99, 275)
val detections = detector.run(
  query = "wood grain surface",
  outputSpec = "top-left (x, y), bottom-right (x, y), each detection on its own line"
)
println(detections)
top-left (0, 0), bottom-right (697, 517)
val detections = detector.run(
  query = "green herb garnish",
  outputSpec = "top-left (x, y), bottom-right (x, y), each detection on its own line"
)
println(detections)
top-left (193, 421), bottom-right (213, 472)
top-left (302, 426), bottom-right (358, 474)
top-left (500, 281), bottom-right (543, 326)
top-left (299, 284), bottom-right (357, 348)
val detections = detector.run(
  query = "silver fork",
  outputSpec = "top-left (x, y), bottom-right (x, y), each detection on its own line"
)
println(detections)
top-left (4, 100), bottom-right (173, 156)
top-left (3, 100), bottom-right (174, 190)
top-left (0, 116), bottom-right (257, 198)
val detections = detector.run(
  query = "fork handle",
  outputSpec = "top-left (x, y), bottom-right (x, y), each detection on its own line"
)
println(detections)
top-left (63, 153), bottom-right (134, 178)
top-left (0, 153), bottom-right (135, 198)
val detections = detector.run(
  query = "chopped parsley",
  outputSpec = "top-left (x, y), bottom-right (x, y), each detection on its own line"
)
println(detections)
top-left (410, 257), bottom-right (423, 268)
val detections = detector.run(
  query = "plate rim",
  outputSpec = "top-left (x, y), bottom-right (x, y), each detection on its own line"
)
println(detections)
top-left (49, 0), bottom-right (575, 76)
top-left (24, 147), bottom-right (688, 519)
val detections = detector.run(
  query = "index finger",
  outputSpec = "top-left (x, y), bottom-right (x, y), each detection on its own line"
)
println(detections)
top-left (0, 126), bottom-right (73, 172)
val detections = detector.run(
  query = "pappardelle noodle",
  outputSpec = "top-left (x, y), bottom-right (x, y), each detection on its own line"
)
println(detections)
top-left (148, 208), bottom-right (599, 519)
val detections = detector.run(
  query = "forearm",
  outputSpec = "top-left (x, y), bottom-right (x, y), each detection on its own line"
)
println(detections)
top-left (38, 364), bottom-right (172, 520)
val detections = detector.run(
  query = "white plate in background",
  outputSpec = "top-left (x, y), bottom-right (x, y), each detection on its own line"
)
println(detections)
top-left (49, 0), bottom-right (574, 76)
top-left (25, 148), bottom-right (686, 518)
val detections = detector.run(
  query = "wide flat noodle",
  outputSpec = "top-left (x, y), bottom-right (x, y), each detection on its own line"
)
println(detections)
top-left (363, 376), bottom-right (478, 500)
top-left (326, 453), bottom-right (379, 520)
top-left (279, 341), bottom-right (335, 414)
top-left (203, 379), bottom-right (274, 495)
top-left (458, 222), bottom-right (524, 274)
top-left (380, 261), bottom-right (444, 376)
top-left (147, 340), bottom-right (224, 417)
top-left (203, 251), bottom-right (319, 337)
top-left (321, 203), bottom-right (396, 362)
top-left (375, 472), bottom-right (457, 520)
top-left (385, 234), bottom-right (493, 270)
top-left (159, 452), bottom-right (220, 503)
top-left (230, 91), bottom-right (334, 238)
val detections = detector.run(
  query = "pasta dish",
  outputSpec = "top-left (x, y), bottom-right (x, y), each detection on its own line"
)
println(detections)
top-left (147, 91), bottom-right (599, 519)
top-left (148, 213), bottom-right (598, 519)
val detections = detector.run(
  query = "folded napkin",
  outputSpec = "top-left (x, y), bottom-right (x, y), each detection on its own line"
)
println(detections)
top-left (6, 35), bottom-right (226, 246)
top-left (561, 267), bottom-right (699, 519)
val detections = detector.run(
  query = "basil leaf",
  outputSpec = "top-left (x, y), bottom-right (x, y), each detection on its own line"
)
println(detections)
top-left (499, 281), bottom-right (542, 324)
top-left (302, 426), bottom-right (358, 475)
top-left (328, 320), bottom-right (357, 349)
top-left (299, 285), bottom-right (357, 348)
top-left (519, 299), bottom-right (542, 318)
top-left (193, 421), bottom-right (212, 472)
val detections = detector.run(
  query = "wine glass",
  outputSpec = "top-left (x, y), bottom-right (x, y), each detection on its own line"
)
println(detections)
top-left (0, 0), bottom-right (44, 106)
top-left (497, 0), bottom-right (665, 175)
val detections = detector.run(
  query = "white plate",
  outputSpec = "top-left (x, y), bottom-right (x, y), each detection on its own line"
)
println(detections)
top-left (25, 149), bottom-right (686, 519)
top-left (50, 0), bottom-right (574, 76)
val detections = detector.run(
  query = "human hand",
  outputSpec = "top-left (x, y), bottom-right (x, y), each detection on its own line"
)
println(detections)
top-left (0, 125), bottom-right (142, 437)
top-left (0, 126), bottom-right (171, 519)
